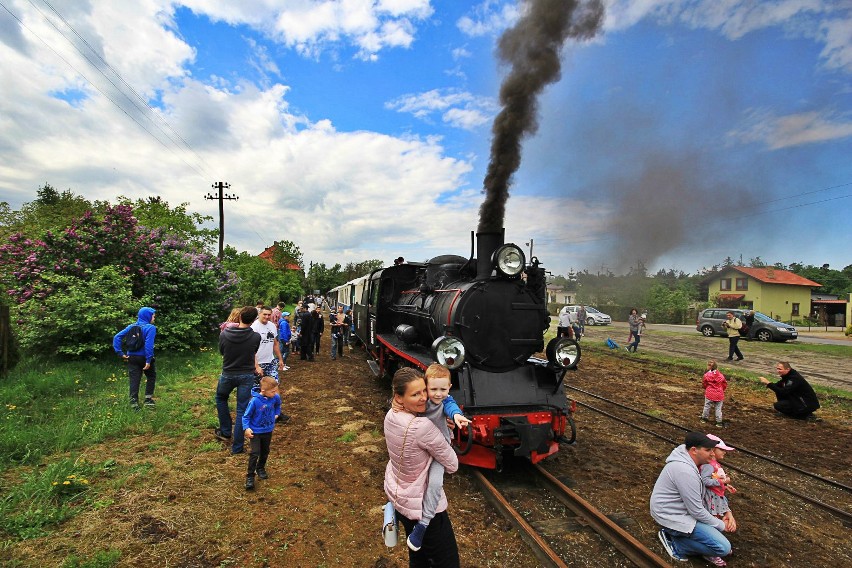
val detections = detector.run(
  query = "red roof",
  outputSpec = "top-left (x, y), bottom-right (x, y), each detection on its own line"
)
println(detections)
top-left (811, 299), bottom-right (847, 304)
top-left (258, 245), bottom-right (302, 271)
top-left (728, 266), bottom-right (821, 287)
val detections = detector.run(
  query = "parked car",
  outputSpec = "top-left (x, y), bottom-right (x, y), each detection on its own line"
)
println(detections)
top-left (696, 309), bottom-right (798, 342)
top-left (562, 305), bottom-right (612, 326)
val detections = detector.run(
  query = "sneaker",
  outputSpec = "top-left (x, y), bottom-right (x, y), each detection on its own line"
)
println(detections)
top-left (214, 428), bottom-right (231, 441)
top-left (277, 414), bottom-right (291, 425)
top-left (735, 357), bottom-right (743, 361)
top-left (245, 476), bottom-right (255, 491)
top-left (658, 530), bottom-right (687, 562)
top-left (716, 422), bottom-right (724, 428)
top-left (703, 556), bottom-right (727, 566)
top-left (700, 417), bottom-right (709, 423)
top-left (130, 401), bottom-right (140, 411)
top-left (407, 522), bottom-right (428, 551)
top-left (283, 365), bottom-right (290, 370)
top-left (257, 468), bottom-right (269, 480)
top-left (805, 414), bottom-right (822, 422)
top-left (143, 398), bottom-right (156, 407)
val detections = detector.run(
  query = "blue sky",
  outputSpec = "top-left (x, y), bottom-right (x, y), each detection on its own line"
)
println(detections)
top-left (1, 0), bottom-right (850, 277)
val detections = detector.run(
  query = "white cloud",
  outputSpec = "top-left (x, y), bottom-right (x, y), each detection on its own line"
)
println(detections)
top-left (181, 0), bottom-right (433, 60)
top-left (385, 88), bottom-right (498, 129)
top-left (604, 0), bottom-right (852, 73)
top-left (729, 108), bottom-right (852, 149)
top-left (457, 0), bottom-right (520, 37)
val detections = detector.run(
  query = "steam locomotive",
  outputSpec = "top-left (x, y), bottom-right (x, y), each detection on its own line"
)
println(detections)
top-left (329, 230), bottom-right (580, 470)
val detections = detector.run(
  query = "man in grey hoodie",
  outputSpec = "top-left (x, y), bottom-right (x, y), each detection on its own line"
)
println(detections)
top-left (650, 432), bottom-right (736, 563)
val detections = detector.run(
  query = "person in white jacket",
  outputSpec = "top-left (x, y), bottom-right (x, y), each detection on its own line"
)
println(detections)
top-left (650, 432), bottom-right (736, 565)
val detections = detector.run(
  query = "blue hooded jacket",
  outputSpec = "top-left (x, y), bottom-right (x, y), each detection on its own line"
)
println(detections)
top-left (242, 388), bottom-right (281, 434)
top-left (113, 307), bottom-right (157, 363)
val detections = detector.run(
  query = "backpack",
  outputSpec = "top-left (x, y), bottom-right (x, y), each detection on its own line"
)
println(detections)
top-left (605, 338), bottom-right (619, 349)
top-left (121, 325), bottom-right (144, 352)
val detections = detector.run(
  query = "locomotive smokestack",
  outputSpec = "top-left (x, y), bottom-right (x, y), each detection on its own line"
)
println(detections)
top-left (478, 0), bottom-right (604, 233)
top-left (476, 230), bottom-right (504, 280)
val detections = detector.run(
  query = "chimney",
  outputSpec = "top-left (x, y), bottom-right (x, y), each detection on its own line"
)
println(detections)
top-left (476, 230), bottom-right (504, 280)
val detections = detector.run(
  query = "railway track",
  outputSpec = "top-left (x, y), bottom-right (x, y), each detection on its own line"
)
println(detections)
top-left (470, 464), bottom-right (670, 568)
top-left (566, 385), bottom-right (852, 527)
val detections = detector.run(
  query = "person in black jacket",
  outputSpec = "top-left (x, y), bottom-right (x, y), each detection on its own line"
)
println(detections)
top-left (312, 306), bottom-right (324, 355)
top-left (759, 362), bottom-right (820, 420)
top-left (299, 305), bottom-right (315, 361)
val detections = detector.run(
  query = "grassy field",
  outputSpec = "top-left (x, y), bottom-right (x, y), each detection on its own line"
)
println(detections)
top-left (0, 347), bottom-right (223, 564)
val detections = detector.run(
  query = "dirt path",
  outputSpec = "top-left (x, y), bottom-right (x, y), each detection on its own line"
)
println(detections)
top-left (7, 336), bottom-right (851, 567)
top-left (578, 324), bottom-right (852, 391)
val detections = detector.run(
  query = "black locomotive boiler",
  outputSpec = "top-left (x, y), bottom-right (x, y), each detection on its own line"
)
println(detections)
top-left (348, 230), bottom-right (580, 469)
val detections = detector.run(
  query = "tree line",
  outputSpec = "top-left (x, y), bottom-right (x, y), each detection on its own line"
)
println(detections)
top-left (0, 184), bottom-right (382, 363)
top-left (549, 259), bottom-right (852, 324)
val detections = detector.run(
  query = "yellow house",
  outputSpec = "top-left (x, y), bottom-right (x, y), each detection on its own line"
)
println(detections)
top-left (703, 266), bottom-right (821, 321)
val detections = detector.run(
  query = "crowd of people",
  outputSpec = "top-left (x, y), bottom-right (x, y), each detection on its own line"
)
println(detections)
top-left (109, 300), bottom-right (826, 566)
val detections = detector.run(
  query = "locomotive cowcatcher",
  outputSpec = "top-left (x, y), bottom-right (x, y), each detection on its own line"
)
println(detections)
top-left (351, 230), bottom-right (580, 470)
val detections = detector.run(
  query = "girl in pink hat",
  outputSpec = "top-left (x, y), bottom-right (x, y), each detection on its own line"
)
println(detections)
top-left (700, 434), bottom-right (738, 518)
top-left (700, 434), bottom-right (738, 566)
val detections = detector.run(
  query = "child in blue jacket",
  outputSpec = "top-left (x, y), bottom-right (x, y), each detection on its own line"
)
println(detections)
top-left (242, 376), bottom-right (281, 490)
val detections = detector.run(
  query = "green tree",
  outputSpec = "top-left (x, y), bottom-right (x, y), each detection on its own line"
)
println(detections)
top-left (307, 262), bottom-right (344, 295)
top-left (342, 259), bottom-right (384, 281)
top-left (268, 240), bottom-right (304, 270)
top-left (0, 184), bottom-right (94, 240)
top-left (223, 247), bottom-right (303, 306)
top-left (117, 196), bottom-right (216, 249)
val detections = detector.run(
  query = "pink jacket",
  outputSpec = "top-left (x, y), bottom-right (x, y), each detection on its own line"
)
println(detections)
top-left (384, 409), bottom-right (459, 520)
top-left (702, 370), bottom-right (727, 402)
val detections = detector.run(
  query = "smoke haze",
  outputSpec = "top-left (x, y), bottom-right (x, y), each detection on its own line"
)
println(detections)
top-left (478, 0), bottom-right (605, 233)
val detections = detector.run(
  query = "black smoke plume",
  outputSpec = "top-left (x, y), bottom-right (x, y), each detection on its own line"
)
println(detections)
top-left (479, 0), bottom-right (604, 233)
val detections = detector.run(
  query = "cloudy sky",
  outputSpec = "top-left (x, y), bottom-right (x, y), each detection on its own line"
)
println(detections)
top-left (1, 0), bottom-right (850, 277)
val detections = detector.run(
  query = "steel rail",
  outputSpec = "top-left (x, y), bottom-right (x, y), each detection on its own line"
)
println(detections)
top-left (566, 384), bottom-right (852, 493)
top-left (575, 399), bottom-right (852, 526)
top-left (532, 464), bottom-right (671, 568)
top-left (470, 469), bottom-right (568, 568)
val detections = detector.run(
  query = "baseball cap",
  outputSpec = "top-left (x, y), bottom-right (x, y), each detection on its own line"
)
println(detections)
top-left (684, 431), bottom-right (719, 449)
top-left (706, 434), bottom-right (735, 451)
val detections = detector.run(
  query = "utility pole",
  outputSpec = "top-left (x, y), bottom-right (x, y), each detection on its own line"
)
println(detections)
top-left (525, 238), bottom-right (534, 260)
top-left (204, 182), bottom-right (238, 260)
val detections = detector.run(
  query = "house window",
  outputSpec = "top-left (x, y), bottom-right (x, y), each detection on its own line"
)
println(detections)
top-left (735, 278), bottom-right (748, 291)
top-left (792, 303), bottom-right (800, 316)
top-left (720, 278), bottom-right (732, 291)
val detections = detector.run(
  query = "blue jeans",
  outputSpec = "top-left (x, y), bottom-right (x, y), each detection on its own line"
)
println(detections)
top-left (279, 341), bottom-right (290, 366)
top-left (215, 373), bottom-right (255, 454)
top-left (331, 333), bottom-right (340, 359)
top-left (665, 522), bottom-right (731, 558)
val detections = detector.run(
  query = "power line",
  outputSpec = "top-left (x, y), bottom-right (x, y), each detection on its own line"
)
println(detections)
top-left (1, 0), bottom-right (213, 181)
top-left (34, 0), bottom-right (220, 180)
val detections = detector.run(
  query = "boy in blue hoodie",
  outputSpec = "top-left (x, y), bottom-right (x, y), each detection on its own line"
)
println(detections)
top-left (242, 376), bottom-right (281, 490)
top-left (113, 307), bottom-right (158, 409)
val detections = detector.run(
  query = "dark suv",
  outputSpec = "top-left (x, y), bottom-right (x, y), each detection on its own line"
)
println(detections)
top-left (696, 309), bottom-right (798, 342)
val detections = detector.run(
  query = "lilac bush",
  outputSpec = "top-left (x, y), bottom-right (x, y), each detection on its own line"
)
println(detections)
top-left (0, 204), bottom-right (235, 356)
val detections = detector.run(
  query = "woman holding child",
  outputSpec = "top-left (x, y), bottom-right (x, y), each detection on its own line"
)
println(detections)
top-left (384, 367), bottom-right (461, 567)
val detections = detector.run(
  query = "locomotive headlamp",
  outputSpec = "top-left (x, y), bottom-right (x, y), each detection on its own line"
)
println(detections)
top-left (493, 244), bottom-right (525, 277)
top-left (545, 337), bottom-right (581, 370)
top-left (431, 336), bottom-right (466, 370)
